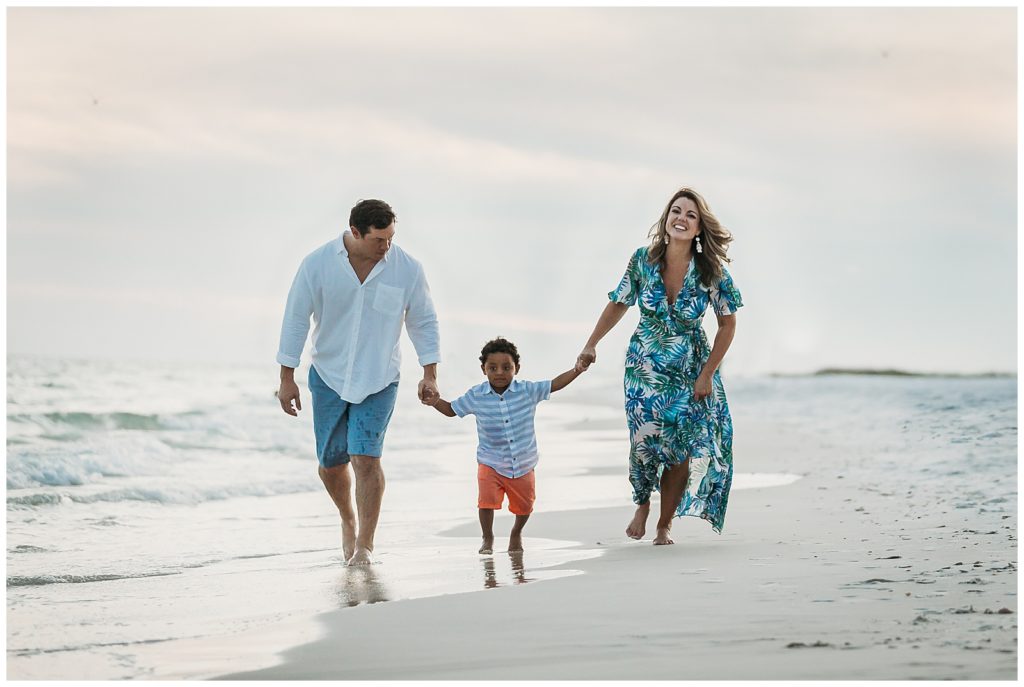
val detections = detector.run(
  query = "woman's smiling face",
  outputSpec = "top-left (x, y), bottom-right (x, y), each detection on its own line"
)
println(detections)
top-left (665, 196), bottom-right (701, 242)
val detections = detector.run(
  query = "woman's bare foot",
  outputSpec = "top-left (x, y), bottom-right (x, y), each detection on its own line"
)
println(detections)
top-left (653, 526), bottom-right (674, 545)
top-left (347, 546), bottom-right (374, 566)
top-left (626, 503), bottom-right (651, 539)
top-left (508, 535), bottom-right (524, 552)
top-left (479, 538), bottom-right (494, 555)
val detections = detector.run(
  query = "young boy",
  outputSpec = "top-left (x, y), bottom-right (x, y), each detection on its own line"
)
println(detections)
top-left (429, 337), bottom-right (585, 554)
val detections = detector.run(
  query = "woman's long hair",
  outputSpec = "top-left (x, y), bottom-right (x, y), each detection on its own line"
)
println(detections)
top-left (647, 187), bottom-right (733, 287)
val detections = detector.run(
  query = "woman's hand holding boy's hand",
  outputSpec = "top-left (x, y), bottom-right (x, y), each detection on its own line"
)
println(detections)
top-left (576, 346), bottom-right (597, 372)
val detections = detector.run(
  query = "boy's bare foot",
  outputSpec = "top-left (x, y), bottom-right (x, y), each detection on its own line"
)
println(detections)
top-left (348, 546), bottom-right (374, 566)
top-left (508, 535), bottom-right (524, 552)
top-left (626, 503), bottom-right (650, 539)
top-left (653, 527), bottom-right (674, 545)
top-left (479, 538), bottom-right (494, 555)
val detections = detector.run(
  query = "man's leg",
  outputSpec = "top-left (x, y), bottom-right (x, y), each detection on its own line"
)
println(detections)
top-left (318, 465), bottom-right (357, 561)
top-left (308, 366), bottom-right (357, 560)
top-left (348, 454), bottom-right (385, 566)
top-left (345, 382), bottom-right (398, 566)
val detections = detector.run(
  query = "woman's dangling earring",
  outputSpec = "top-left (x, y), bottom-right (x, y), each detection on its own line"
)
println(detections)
top-left (664, 234), bottom-right (670, 245)
top-left (695, 235), bottom-right (703, 254)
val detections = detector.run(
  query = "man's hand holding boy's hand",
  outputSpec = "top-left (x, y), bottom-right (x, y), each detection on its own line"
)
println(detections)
top-left (418, 379), bottom-right (439, 405)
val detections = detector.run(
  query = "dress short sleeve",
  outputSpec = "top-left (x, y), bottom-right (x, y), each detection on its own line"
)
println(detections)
top-left (608, 248), bottom-right (644, 306)
top-left (709, 266), bottom-right (743, 316)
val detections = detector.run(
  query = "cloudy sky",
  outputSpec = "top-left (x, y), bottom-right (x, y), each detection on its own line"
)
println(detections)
top-left (7, 7), bottom-right (1017, 377)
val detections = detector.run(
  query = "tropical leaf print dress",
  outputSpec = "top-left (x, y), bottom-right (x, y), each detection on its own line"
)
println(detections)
top-left (609, 247), bottom-right (743, 533)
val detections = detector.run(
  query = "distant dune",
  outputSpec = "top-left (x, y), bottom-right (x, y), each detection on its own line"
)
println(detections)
top-left (810, 368), bottom-right (1015, 378)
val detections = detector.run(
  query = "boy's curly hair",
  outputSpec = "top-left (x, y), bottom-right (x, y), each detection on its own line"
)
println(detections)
top-left (479, 337), bottom-right (520, 366)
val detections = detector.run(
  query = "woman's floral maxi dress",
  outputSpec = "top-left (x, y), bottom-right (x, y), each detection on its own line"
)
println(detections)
top-left (609, 247), bottom-right (743, 533)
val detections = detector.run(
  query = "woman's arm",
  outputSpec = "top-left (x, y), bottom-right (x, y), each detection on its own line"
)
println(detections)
top-left (576, 301), bottom-right (630, 371)
top-left (693, 313), bottom-right (737, 400)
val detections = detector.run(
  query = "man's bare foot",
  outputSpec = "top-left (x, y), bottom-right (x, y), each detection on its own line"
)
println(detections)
top-left (341, 522), bottom-right (356, 562)
top-left (653, 527), bottom-right (674, 545)
top-left (626, 503), bottom-right (650, 539)
top-left (508, 535), bottom-right (524, 552)
top-left (348, 546), bottom-right (374, 566)
top-left (479, 538), bottom-right (494, 555)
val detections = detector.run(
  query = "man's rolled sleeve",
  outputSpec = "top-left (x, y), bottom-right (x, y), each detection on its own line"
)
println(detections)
top-left (405, 266), bottom-right (441, 366)
top-left (276, 262), bottom-right (314, 368)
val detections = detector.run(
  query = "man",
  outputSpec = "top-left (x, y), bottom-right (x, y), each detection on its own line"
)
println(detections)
top-left (276, 198), bottom-right (440, 566)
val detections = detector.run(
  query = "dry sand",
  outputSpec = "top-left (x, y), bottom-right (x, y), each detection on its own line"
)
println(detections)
top-left (220, 418), bottom-right (1017, 680)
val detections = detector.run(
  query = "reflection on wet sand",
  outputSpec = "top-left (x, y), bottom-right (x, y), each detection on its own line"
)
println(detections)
top-left (335, 564), bottom-right (390, 607)
top-left (482, 557), bottom-right (498, 589)
top-left (481, 551), bottom-right (534, 589)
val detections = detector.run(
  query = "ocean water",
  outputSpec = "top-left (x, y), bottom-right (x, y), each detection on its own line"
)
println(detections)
top-left (5, 355), bottom-right (1016, 679)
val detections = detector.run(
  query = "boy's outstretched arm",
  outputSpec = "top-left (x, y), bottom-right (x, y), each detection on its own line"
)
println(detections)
top-left (551, 366), bottom-right (585, 393)
top-left (431, 397), bottom-right (457, 417)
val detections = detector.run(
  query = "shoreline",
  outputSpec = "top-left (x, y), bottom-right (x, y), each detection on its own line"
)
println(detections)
top-left (220, 412), bottom-right (1017, 681)
top-left (221, 478), bottom-right (1016, 680)
top-left (7, 373), bottom-right (1014, 680)
top-left (116, 470), bottom-right (802, 680)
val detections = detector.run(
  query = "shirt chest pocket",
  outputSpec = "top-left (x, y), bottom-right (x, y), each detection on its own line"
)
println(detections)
top-left (372, 284), bottom-right (405, 315)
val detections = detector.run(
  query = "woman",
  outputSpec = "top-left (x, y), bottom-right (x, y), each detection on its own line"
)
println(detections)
top-left (576, 187), bottom-right (742, 544)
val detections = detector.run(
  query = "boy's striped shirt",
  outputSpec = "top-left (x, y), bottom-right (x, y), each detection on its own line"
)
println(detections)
top-left (450, 379), bottom-right (551, 478)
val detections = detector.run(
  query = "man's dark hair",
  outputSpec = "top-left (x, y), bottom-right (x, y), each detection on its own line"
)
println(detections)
top-left (479, 337), bottom-right (520, 366)
top-left (349, 199), bottom-right (396, 236)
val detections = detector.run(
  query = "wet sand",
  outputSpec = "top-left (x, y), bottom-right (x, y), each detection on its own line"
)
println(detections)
top-left (221, 415), bottom-right (1017, 680)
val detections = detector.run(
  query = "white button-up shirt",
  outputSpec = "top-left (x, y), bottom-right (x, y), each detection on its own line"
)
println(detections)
top-left (450, 379), bottom-right (551, 478)
top-left (276, 232), bottom-right (440, 404)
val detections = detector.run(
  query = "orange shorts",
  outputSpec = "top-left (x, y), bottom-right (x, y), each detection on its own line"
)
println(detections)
top-left (477, 464), bottom-right (535, 515)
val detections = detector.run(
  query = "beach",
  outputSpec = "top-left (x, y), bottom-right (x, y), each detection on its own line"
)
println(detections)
top-left (7, 5), bottom-right (1018, 682)
top-left (7, 358), bottom-right (1016, 680)
top-left (222, 375), bottom-right (1017, 681)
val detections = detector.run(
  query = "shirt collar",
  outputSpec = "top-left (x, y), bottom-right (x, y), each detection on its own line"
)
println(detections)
top-left (484, 379), bottom-right (521, 395)
top-left (335, 230), bottom-right (392, 263)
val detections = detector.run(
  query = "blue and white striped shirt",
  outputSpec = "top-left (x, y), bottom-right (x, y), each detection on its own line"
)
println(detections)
top-left (450, 379), bottom-right (552, 479)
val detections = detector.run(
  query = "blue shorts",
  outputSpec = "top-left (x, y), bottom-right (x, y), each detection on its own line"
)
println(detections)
top-left (309, 366), bottom-right (399, 468)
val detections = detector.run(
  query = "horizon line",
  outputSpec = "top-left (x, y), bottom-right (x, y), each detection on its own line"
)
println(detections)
top-left (4, 351), bottom-right (1017, 380)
